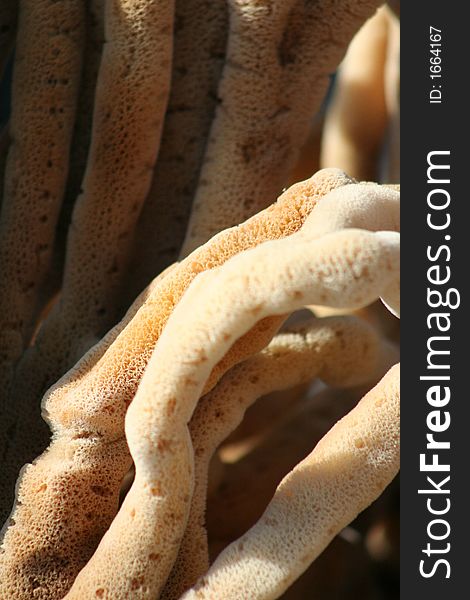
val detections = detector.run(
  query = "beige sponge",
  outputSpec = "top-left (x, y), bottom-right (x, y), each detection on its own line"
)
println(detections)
top-left (162, 316), bottom-right (397, 598)
top-left (65, 225), bottom-right (398, 598)
top-left (181, 0), bottom-right (382, 254)
top-left (15, 0), bottom-right (175, 405)
top-left (0, 0), bottom-right (84, 393)
top-left (183, 364), bottom-right (400, 600)
top-left (126, 0), bottom-right (229, 302)
top-left (0, 169), bottom-right (350, 598)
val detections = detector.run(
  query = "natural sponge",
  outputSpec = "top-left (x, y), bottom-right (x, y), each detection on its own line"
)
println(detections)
top-left (181, 0), bottom-right (382, 254)
top-left (65, 224), bottom-right (398, 598)
top-left (0, 0), bottom-right (84, 394)
top-left (162, 316), bottom-right (397, 598)
top-left (126, 0), bottom-right (229, 302)
top-left (0, 169), bottom-right (351, 598)
top-left (183, 364), bottom-right (400, 600)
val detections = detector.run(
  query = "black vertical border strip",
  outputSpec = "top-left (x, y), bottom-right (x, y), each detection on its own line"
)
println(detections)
top-left (401, 2), bottom-right (468, 598)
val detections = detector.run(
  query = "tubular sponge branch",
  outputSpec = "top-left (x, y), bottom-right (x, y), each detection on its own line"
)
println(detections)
top-left (161, 316), bottom-right (397, 598)
top-left (15, 0), bottom-right (175, 405)
top-left (65, 225), bottom-right (398, 598)
top-left (125, 0), bottom-right (229, 302)
top-left (181, 0), bottom-right (382, 254)
top-left (54, 0), bottom-right (105, 288)
top-left (320, 8), bottom-right (389, 181)
top-left (183, 364), bottom-right (400, 600)
top-left (0, 169), bottom-right (351, 596)
top-left (0, 0), bottom-right (84, 395)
